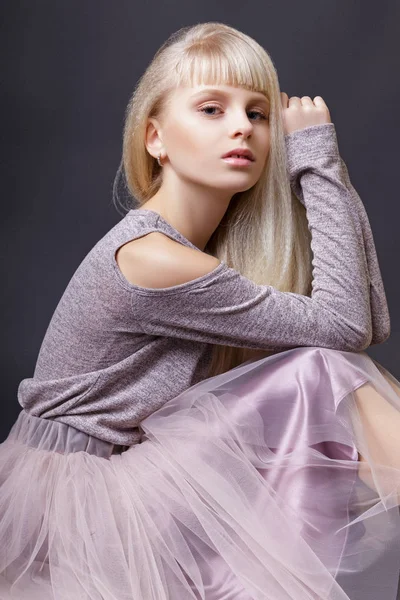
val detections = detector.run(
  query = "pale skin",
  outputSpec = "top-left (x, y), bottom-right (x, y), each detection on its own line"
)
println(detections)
top-left (116, 84), bottom-right (400, 499)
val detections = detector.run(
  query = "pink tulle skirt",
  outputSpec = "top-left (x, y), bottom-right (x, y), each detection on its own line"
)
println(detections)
top-left (1, 346), bottom-right (400, 600)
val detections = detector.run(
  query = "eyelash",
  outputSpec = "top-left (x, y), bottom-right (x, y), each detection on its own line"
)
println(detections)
top-left (198, 104), bottom-right (268, 121)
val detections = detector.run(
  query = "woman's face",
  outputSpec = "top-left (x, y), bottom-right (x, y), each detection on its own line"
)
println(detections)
top-left (149, 83), bottom-right (271, 195)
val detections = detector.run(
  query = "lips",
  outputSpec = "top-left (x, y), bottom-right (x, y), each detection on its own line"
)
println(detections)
top-left (222, 148), bottom-right (255, 161)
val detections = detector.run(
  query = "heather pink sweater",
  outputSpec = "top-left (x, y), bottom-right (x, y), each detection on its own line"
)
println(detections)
top-left (17, 123), bottom-right (390, 445)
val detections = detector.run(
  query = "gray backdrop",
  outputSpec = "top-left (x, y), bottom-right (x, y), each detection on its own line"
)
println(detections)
top-left (1, 0), bottom-right (400, 440)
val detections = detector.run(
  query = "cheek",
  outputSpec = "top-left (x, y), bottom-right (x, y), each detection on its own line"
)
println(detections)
top-left (166, 116), bottom-right (210, 161)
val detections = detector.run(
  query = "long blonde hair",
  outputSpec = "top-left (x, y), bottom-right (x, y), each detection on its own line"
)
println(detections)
top-left (120, 22), bottom-right (313, 377)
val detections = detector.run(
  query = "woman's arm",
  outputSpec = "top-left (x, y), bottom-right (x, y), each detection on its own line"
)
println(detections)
top-left (122, 123), bottom-right (374, 352)
top-left (287, 126), bottom-right (390, 347)
top-left (338, 157), bottom-right (390, 344)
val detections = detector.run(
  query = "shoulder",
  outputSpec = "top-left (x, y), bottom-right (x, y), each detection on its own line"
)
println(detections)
top-left (115, 231), bottom-right (221, 289)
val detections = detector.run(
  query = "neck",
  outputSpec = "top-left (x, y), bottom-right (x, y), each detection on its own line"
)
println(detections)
top-left (141, 174), bottom-right (234, 251)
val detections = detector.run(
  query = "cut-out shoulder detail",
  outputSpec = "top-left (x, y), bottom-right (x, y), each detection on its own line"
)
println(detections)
top-left (115, 231), bottom-right (222, 290)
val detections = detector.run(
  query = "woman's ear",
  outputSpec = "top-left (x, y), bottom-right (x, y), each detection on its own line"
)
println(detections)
top-left (145, 117), bottom-right (164, 160)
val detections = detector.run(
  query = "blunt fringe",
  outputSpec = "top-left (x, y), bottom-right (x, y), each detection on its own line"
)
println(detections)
top-left (120, 22), bottom-right (313, 377)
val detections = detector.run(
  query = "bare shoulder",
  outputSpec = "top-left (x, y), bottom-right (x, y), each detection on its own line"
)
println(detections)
top-left (115, 231), bottom-right (222, 289)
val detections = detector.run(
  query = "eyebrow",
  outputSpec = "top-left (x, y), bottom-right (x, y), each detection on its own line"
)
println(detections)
top-left (189, 88), bottom-right (270, 107)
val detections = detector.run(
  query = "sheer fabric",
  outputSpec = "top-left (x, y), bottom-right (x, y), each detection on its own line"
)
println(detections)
top-left (1, 346), bottom-right (399, 599)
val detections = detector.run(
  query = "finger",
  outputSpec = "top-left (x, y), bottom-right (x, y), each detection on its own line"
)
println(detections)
top-left (280, 92), bottom-right (288, 108)
top-left (288, 96), bottom-right (301, 106)
top-left (300, 96), bottom-right (314, 106)
top-left (313, 96), bottom-right (327, 107)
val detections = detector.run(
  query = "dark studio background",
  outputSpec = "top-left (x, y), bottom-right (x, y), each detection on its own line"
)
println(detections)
top-left (1, 1), bottom-right (400, 441)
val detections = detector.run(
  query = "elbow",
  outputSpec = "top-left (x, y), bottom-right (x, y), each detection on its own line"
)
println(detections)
top-left (381, 324), bottom-right (391, 343)
top-left (370, 323), bottom-right (391, 346)
top-left (330, 319), bottom-right (373, 353)
top-left (352, 335), bottom-right (372, 353)
top-left (345, 325), bottom-right (373, 353)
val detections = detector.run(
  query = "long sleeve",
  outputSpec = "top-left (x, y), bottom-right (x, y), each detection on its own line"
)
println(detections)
top-left (131, 123), bottom-right (374, 352)
top-left (338, 157), bottom-right (390, 345)
top-left (287, 127), bottom-right (390, 346)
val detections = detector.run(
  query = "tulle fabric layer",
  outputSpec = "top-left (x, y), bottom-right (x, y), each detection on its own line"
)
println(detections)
top-left (0, 346), bottom-right (400, 600)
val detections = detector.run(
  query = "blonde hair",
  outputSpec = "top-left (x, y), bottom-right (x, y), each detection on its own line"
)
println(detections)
top-left (121, 22), bottom-right (313, 377)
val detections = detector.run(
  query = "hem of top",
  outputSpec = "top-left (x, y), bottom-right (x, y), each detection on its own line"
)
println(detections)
top-left (284, 122), bottom-right (335, 141)
top-left (50, 413), bottom-right (139, 448)
top-left (285, 123), bottom-right (339, 173)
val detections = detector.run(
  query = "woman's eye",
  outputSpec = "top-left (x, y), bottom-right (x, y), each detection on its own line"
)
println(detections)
top-left (198, 105), bottom-right (268, 120)
top-left (248, 111), bottom-right (268, 121)
top-left (199, 105), bottom-right (221, 116)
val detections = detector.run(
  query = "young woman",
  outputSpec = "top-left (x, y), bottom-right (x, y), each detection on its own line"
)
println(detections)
top-left (1, 21), bottom-right (399, 600)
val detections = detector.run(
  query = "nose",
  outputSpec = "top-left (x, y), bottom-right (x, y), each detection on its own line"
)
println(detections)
top-left (229, 110), bottom-right (254, 138)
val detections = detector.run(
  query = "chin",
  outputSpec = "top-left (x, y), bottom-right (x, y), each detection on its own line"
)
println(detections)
top-left (216, 178), bottom-right (258, 193)
top-left (229, 182), bottom-right (258, 193)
